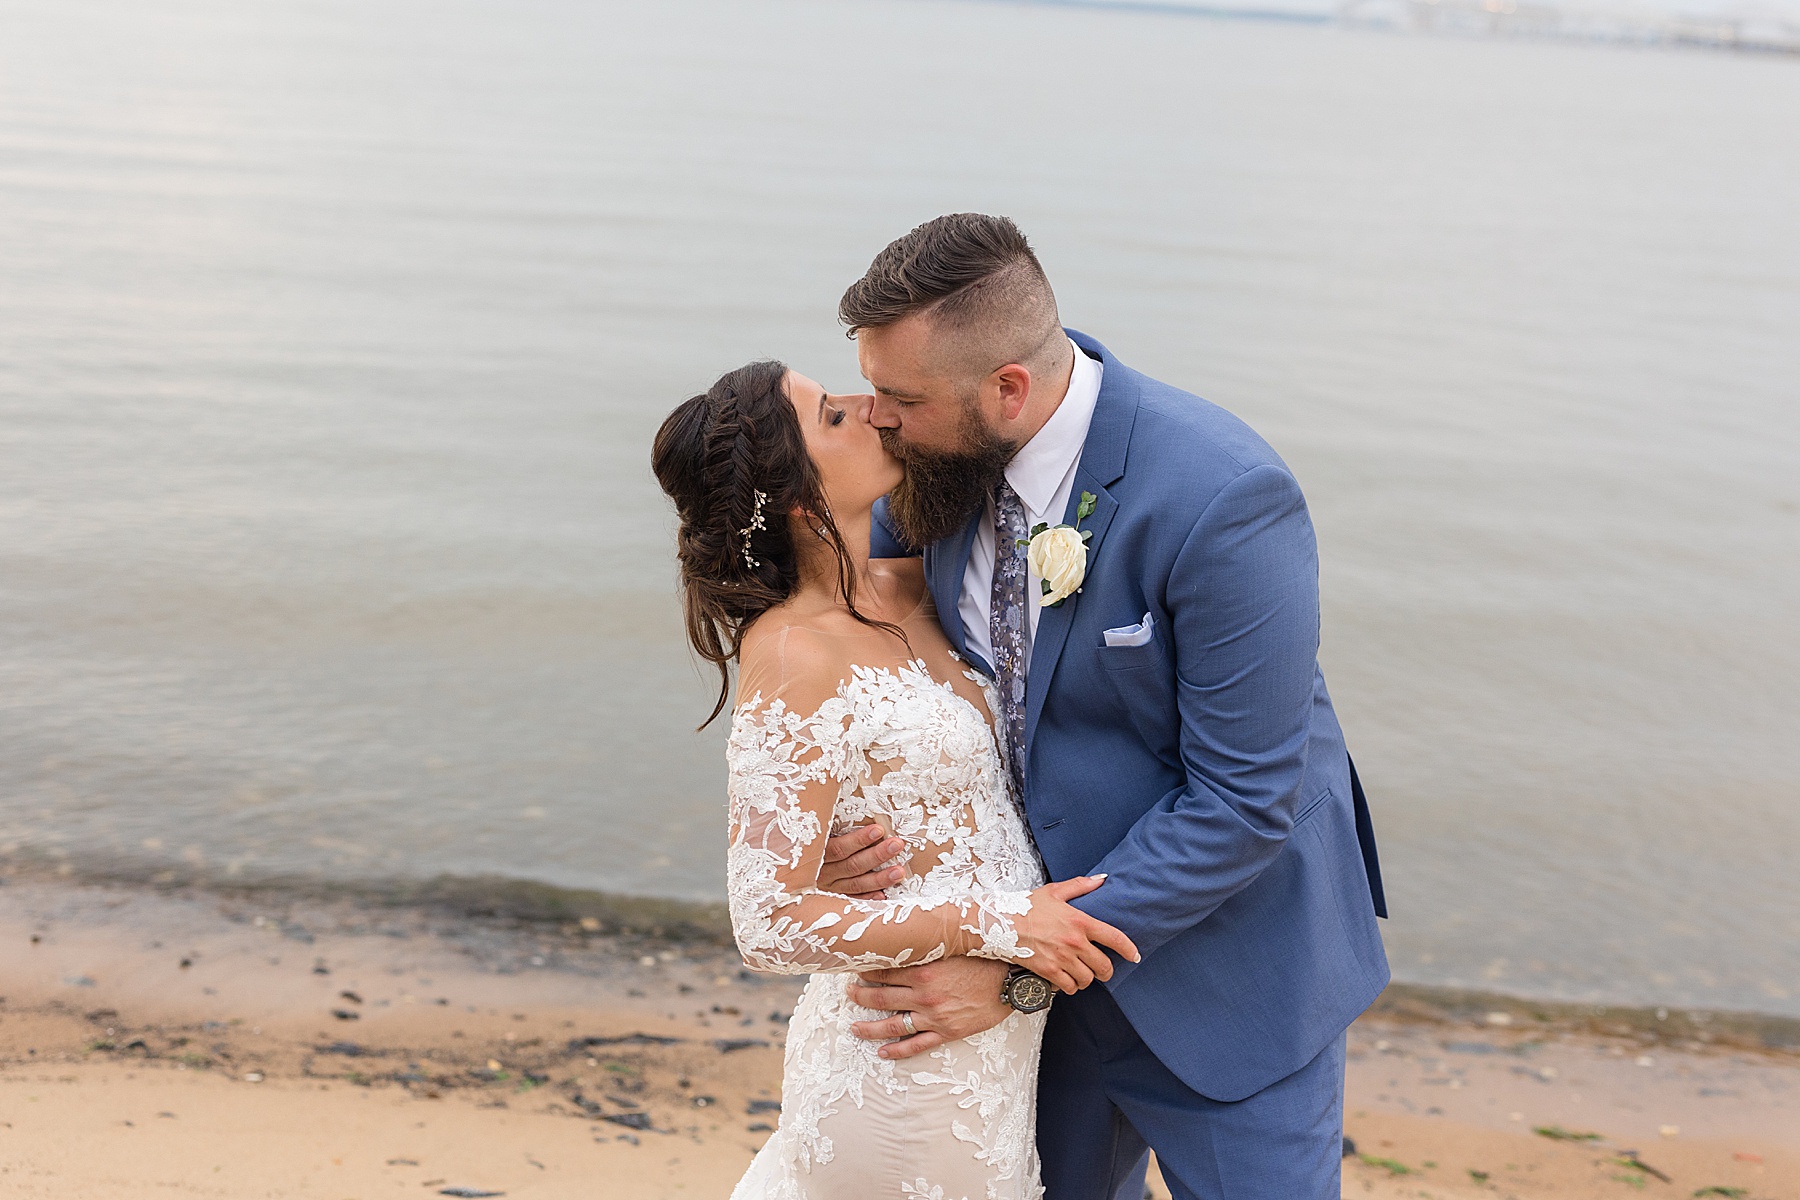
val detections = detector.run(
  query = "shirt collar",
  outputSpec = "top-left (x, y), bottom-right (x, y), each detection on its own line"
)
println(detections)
top-left (1004, 338), bottom-right (1103, 520)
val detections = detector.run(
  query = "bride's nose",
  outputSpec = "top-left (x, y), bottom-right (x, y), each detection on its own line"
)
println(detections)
top-left (851, 393), bottom-right (877, 425)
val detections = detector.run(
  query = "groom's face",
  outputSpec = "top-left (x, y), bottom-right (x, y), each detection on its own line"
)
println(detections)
top-left (858, 314), bottom-right (1001, 454)
top-left (857, 315), bottom-right (1018, 547)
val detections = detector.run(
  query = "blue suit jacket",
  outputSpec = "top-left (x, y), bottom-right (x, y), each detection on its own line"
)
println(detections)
top-left (873, 331), bottom-right (1390, 1102)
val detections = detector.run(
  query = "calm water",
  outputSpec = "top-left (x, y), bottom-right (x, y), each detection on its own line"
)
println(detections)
top-left (1, 0), bottom-right (1796, 1015)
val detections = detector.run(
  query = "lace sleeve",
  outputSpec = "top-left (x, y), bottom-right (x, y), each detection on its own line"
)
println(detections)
top-left (723, 633), bottom-right (1033, 975)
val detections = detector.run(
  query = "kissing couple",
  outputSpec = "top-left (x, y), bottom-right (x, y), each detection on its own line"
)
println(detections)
top-left (652, 214), bottom-right (1390, 1200)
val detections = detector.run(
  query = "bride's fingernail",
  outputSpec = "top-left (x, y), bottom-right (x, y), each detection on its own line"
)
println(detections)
top-left (1092, 873), bottom-right (1107, 882)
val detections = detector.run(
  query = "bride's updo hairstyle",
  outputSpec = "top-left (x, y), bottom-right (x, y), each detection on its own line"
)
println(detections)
top-left (652, 360), bottom-right (903, 727)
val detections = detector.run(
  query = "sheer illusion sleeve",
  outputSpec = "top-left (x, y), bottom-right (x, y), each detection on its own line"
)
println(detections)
top-left (724, 627), bottom-right (1033, 975)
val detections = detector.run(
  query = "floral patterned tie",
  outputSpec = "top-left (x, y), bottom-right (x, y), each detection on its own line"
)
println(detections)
top-left (989, 479), bottom-right (1030, 799)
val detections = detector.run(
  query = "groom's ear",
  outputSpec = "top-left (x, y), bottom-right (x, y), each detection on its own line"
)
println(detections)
top-left (991, 363), bottom-right (1033, 422)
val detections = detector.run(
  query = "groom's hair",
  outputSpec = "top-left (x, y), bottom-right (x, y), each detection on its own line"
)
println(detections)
top-left (839, 213), bottom-right (1064, 379)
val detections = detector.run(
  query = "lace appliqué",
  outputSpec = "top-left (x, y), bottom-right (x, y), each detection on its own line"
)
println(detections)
top-left (725, 661), bottom-right (1037, 974)
top-left (907, 1018), bottom-right (1044, 1196)
top-left (727, 659), bottom-right (1047, 1200)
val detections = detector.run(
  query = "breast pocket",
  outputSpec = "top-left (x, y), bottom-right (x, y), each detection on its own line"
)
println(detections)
top-left (1099, 636), bottom-right (1163, 672)
top-left (1094, 619), bottom-right (1179, 765)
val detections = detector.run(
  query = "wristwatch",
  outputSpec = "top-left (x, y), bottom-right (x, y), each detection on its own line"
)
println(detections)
top-left (999, 965), bottom-right (1055, 1014)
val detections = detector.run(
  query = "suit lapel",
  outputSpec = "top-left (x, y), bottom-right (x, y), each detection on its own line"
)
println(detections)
top-left (925, 509), bottom-right (987, 674)
top-left (1021, 331), bottom-right (1138, 768)
top-left (1021, 475), bottom-right (1115, 766)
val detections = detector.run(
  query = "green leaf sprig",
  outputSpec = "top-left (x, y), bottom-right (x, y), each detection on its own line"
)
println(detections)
top-left (1017, 491), bottom-right (1097, 550)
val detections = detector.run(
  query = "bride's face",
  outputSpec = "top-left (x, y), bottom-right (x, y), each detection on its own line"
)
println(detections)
top-left (785, 371), bottom-right (901, 517)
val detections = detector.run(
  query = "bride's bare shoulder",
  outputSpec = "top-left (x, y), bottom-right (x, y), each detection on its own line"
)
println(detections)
top-left (738, 610), bottom-right (849, 698)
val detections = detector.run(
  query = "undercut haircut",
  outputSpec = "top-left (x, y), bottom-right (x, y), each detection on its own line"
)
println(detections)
top-left (839, 213), bottom-right (1064, 379)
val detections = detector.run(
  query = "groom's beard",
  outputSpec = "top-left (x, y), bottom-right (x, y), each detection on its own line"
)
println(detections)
top-left (880, 410), bottom-right (1018, 549)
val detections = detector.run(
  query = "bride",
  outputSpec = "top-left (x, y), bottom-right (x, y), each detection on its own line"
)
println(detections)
top-left (652, 360), bottom-right (1138, 1200)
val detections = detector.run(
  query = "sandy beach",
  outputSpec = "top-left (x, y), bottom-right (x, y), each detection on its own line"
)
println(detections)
top-left (1, 875), bottom-right (1794, 1199)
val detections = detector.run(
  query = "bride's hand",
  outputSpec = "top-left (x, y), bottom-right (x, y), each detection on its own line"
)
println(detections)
top-left (1008, 875), bottom-right (1140, 994)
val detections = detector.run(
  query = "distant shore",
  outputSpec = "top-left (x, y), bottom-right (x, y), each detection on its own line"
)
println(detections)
top-left (0, 872), bottom-right (1794, 1198)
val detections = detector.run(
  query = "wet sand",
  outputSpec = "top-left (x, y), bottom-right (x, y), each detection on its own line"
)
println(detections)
top-left (0, 877), bottom-right (1794, 1199)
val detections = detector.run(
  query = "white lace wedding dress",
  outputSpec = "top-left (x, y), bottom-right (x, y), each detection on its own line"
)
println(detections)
top-left (724, 615), bottom-right (1049, 1200)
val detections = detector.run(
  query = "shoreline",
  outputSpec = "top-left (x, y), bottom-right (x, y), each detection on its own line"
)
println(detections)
top-left (5, 859), bottom-right (1796, 1043)
top-left (0, 874), bottom-right (1793, 1197)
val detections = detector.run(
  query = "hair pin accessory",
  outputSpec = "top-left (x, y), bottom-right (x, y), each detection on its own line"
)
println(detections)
top-left (740, 489), bottom-right (768, 569)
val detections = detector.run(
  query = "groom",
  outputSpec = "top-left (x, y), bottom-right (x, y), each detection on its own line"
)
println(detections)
top-left (816, 214), bottom-right (1390, 1199)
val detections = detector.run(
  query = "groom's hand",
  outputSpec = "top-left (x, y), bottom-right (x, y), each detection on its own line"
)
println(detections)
top-left (846, 958), bottom-right (1010, 1060)
top-left (816, 824), bottom-right (909, 900)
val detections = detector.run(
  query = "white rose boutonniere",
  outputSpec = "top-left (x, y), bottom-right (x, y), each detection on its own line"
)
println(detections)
top-left (1022, 491), bottom-right (1097, 608)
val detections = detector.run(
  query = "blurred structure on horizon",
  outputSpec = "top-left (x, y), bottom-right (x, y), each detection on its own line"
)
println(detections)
top-left (1062, 0), bottom-right (1800, 51)
top-left (1340, 0), bottom-right (1800, 53)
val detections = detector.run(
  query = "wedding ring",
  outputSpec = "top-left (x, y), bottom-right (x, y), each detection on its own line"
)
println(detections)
top-left (901, 1012), bottom-right (917, 1037)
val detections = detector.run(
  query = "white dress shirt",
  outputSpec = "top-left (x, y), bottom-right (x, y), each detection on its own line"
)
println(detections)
top-left (958, 340), bottom-right (1103, 672)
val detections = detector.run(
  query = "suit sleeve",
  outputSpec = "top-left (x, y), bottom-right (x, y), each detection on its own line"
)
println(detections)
top-left (870, 496), bottom-right (920, 560)
top-left (1071, 463), bottom-right (1321, 972)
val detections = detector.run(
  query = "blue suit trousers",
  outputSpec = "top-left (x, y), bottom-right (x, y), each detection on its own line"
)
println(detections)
top-left (1037, 986), bottom-right (1346, 1200)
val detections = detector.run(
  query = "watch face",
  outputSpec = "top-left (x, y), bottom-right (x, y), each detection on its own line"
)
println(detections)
top-left (1010, 972), bottom-right (1054, 1013)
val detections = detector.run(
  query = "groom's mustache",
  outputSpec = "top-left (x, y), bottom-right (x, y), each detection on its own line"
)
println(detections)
top-left (879, 423), bottom-right (1016, 549)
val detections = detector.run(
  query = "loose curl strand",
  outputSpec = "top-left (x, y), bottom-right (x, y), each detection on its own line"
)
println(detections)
top-left (651, 360), bottom-right (906, 728)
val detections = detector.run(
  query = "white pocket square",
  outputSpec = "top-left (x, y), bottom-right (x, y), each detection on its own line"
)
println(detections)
top-left (1103, 612), bottom-right (1155, 648)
